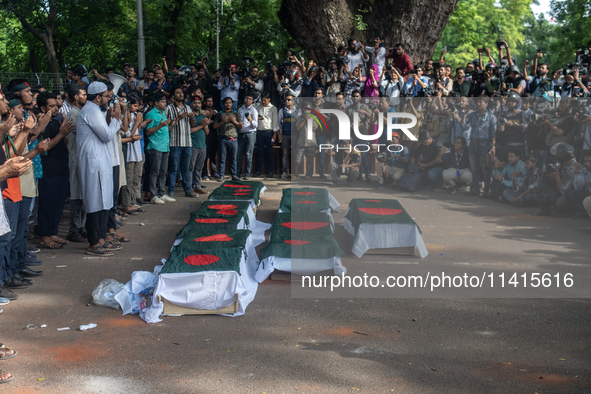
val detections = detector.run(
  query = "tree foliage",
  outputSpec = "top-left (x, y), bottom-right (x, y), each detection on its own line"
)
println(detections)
top-left (435, 0), bottom-right (536, 69)
top-left (549, 0), bottom-right (591, 67)
top-left (0, 0), bottom-right (292, 75)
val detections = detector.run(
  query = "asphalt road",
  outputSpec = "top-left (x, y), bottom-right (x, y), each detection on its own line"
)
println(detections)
top-left (2, 177), bottom-right (590, 394)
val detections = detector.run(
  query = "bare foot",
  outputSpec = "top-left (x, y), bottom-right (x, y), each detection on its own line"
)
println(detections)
top-left (50, 235), bottom-right (68, 244)
top-left (40, 236), bottom-right (62, 249)
top-left (0, 370), bottom-right (12, 383)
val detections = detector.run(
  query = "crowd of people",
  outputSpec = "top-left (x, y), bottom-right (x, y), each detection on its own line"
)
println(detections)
top-left (0, 33), bottom-right (589, 384)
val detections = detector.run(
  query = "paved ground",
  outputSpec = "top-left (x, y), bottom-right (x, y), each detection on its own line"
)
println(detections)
top-left (2, 177), bottom-right (590, 393)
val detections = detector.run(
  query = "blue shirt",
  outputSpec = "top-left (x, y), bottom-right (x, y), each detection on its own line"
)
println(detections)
top-left (464, 110), bottom-right (497, 142)
top-left (390, 145), bottom-right (409, 169)
top-left (217, 75), bottom-right (240, 103)
top-left (405, 76), bottom-right (430, 97)
top-left (493, 159), bottom-right (526, 188)
top-left (149, 81), bottom-right (172, 93)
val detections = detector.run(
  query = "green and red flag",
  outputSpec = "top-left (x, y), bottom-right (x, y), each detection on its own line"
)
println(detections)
top-left (176, 200), bottom-right (252, 239)
top-left (161, 229), bottom-right (252, 275)
top-left (345, 199), bottom-right (420, 232)
top-left (279, 187), bottom-right (332, 213)
top-left (208, 180), bottom-right (265, 206)
top-left (260, 212), bottom-right (343, 260)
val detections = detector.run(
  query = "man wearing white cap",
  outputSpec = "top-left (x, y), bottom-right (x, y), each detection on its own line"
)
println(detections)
top-left (76, 81), bottom-right (123, 256)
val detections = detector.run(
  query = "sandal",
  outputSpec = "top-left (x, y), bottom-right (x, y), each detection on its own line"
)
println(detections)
top-left (37, 242), bottom-right (63, 250)
top-left (85, 245), bottom-right (114, 256)
top-left (67, 234), bottom-right (87, 243)
top-left (107, 232), bottom-right (129, 243)
top-left (103, 241), bottom-right (122, 251)
top-left (0, 370), bottom-right (12, 384)
top-left (0, 348), bottom-right (17, 361)
top-left (135, 208), bottom-right (146, 213)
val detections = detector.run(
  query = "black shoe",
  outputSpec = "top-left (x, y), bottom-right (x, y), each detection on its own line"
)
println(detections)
top-left (319, 174), bottom-right (328, 180)
top-left (232, 176), bottom-right (240, 181)
top-left (6, 275), bottom-right (30, 289)
top-left (253, 172), bottom-right (262, 177)
top-left (19, 267), bottom-right (43, 277)
top-left (0, 286), bottom-right (18, 300)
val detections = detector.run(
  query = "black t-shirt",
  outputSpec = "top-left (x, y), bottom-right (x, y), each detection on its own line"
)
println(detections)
top-left (411, 140), bottom-right (444, 166)
top-left (41, 118), bottom-right (69, 177)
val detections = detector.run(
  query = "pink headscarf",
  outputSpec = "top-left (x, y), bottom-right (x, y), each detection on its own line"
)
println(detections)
top-left (364, 64), bottom-right (380, 98)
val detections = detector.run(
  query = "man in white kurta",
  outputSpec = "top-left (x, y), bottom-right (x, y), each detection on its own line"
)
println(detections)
top-left (76, 82), bottom-right (122, 255)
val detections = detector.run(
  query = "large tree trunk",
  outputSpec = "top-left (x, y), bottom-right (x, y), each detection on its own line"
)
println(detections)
top-left (278, 0), bottom-right (459, 65)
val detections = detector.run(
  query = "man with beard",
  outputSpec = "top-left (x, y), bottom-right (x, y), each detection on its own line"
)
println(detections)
top-left (76, 81), bottom-right (123, 256)
top-left (346, 38), bottom-right (369, 78)
top-left (523, 52), bottom-right (560, 97)
top-left (65, 84), bottom-right (89, 243)
top-left (202, 95), bottom-right (219, 180)
top-left (385, 43), bottom-right (413, 77)
top-left (345, 90), bottom-right (374, 182)
top-left (242, 66), bottom-right (263, 105)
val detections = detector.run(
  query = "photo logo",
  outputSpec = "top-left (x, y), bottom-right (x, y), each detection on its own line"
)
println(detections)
top-left (305, 108), bottom-right (418, 142)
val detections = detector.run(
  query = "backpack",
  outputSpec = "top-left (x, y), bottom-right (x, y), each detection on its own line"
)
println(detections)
top-left (397, 163), bottom-right (423, 192)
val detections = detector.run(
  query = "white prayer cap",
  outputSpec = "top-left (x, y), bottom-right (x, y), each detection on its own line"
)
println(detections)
top-left (87, 81), bottom-right (108, 95)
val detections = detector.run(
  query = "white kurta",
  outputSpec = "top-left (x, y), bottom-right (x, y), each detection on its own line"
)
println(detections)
top-left (76, 101), bottom-right (121, 213)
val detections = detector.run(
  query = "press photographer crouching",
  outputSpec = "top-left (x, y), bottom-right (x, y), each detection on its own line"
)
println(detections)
top-left (376, 132), bottom-right (409, 189)
top-left (490, 146), bottom-right (526, 202)
top-left (502, 155), bottom-right (541, 207)
top-left (534, 143), bottom-right (577, 216)
top-left (568, 150), bottom-right (591, 218)
top-left (441, 137), bottom-right (472, 193)
top-left (329, 140), bottom-right (361, 187)
top-left (409, 131), bottom-right (446, 190)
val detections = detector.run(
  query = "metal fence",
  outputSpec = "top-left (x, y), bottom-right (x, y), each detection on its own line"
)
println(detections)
top-left (0, 72), bottom-right (67, 92)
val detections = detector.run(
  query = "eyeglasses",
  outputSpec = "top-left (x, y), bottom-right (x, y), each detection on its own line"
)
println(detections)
top-left (285, 99), bottom-right (292, 101)
top-left (328, 62), bottom-right (336, 65)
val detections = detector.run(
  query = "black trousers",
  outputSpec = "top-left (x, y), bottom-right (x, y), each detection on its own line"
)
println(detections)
top-left (86, 210), bottom-right (110, 246)
top-left (107, 165), bottom-right (120, 231)
top-left (38, 175), bottom-right (69, 236)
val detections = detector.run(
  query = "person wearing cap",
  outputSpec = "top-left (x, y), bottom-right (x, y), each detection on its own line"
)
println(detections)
top-left (76, 81), bottom-right (124, 256)
top-left (217, 64), bottom-right (240, 111)
top-left (376, 132), bottom-right (408, 188)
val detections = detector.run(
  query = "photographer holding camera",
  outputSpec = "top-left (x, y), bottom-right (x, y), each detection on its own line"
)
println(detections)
top-left (385, 43), bottom-right (413, 77)
top-left (303, 63), bottom-right (325, 97)
top-left (243, 65), bottom-right (263, 105)
top-left (534, 143), bottom-right (577, 216)
top-left (346, 38), bottom-right (370, 77)
top-left (405, 66), bottom-right (429, 97)
top-left (323, 58), bottom-right (346, 97)
top-left (261, 62), bottom-right (281, 107)
top-left (431, 65), bottom-right (452, 96)
top-left (556, 68), bottom-right (589, 97)
top-left (278, 66), bottom-right (302, 104)
top-left (379, 66), bottom-right (405, 98)
top-left (343, 64), bottom-right (364, 105)
top-left (502, 65), bottom-right (526, 96)
top-left (376, 132), bottom-right (408, 189)
top-left (217, 64), bottom-right (240, 110)
top-left (523, 52), bottom-right (559, 97)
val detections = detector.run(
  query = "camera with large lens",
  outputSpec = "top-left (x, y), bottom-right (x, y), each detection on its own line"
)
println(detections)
top-left (222, 65), bottom-right (230, 76)
top-left (376, 152), bottom-right (388, 163)
top-left (546, 163), bottom-right (557, 173)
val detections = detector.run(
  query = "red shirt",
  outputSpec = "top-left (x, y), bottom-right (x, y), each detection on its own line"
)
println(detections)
top-left (385, 52), bottom-right (413, 76)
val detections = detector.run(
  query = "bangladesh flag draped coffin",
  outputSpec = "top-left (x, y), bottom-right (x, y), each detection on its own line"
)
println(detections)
top-left (176, 200), bottom-right (252, 239)
top-left (208, 180), bottom-right (265, 206)
top-left (260, 212), bottom-right (344, 260)
top-left (279, 188), bottom-right (332, 213)
top-left (160, 229), bottom-right (252, 275)
top-left (345, 199), bottom-right (421, 233)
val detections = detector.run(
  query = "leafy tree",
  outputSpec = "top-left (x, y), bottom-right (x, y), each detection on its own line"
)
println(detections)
top-left (435, 0), bottom-right (535, 70)
top-left (549, 0), bottom-right (591, 68)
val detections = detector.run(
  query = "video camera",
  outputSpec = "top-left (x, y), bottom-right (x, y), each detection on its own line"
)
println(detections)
top-left (578, 49), bottom-right (591, 65)
top-left (562, 62), bottom-right (588, 76)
